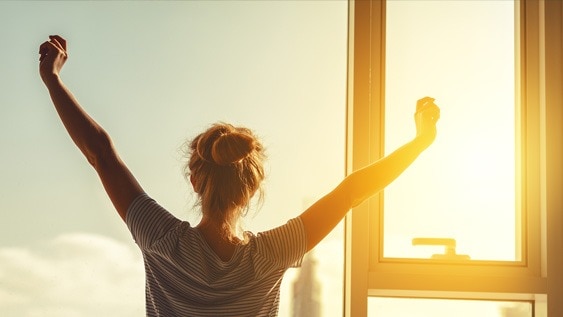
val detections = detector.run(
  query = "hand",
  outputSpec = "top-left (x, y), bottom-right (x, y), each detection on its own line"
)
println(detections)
top-left (414, 96), bottom-right (440, 145)
top-left (39, 35), bottom-right (68, 84)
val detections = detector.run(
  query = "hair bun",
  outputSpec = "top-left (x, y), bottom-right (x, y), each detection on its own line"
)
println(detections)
top-left (211, 131), bottom-right (255, 166)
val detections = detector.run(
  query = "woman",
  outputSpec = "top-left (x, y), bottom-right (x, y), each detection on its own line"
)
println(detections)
top-left (39, 35), bottom-right (440, 316)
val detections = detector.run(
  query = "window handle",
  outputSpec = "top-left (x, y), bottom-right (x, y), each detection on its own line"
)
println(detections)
top-left (412, 238), bottom-right (471, 261)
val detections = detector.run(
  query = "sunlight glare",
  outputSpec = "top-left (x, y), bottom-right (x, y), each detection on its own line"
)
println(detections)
top-left (383, 0), bottom-right (517, 261)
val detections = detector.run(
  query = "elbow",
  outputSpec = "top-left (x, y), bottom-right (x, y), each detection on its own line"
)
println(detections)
top-left (85, 129), bottom-right (117, 169)
top-left (335, 178), bottom-right (356, 210)
top-left (340, 173), bottom-right (373, 209)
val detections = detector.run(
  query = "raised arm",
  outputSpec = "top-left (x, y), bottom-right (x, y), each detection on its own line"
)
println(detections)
top-left (39, 35), bottom-right (143, 221)
top-left (299, 97), bottom-right (440, 251)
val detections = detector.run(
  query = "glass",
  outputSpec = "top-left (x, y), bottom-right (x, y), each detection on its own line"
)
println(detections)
top-left (369, 297), bottom-right (532, 317)
top-left (383, 0), bottom-right (517, 261)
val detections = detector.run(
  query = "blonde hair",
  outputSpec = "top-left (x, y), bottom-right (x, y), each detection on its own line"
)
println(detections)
top-left (185, 123), bottom-right (266, 228)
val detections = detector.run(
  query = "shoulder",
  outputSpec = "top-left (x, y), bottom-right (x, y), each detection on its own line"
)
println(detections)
top-left (252, 218), bottom-right (307, 268)
top-left (126, 193), bottom-right (184, 250)
top-left (256, 218), bottom-right (305, 240)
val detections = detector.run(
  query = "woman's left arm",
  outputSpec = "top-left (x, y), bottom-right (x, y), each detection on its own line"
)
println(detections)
top-left (39, 35), bottom-right (143, 221)
top-left (299, 97), bottom-right (440, 251)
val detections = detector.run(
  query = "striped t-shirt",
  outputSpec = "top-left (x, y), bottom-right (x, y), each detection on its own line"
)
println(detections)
top-left (126, 193), bottom-right (307, 317)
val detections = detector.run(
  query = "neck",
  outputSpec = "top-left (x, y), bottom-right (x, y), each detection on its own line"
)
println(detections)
top-left (197, 213), bottom-right (241, 242)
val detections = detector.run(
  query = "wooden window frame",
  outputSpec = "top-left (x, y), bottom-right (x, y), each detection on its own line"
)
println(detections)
top-left (344, 1), bottom-right (563, 316)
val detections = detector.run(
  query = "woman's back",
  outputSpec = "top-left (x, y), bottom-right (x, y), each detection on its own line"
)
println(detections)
top-left (127, 194), bottom-right (307, 317)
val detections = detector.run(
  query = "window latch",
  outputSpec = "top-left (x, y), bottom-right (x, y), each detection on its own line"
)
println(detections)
top-left (412, 238), bottom-right (470, 261)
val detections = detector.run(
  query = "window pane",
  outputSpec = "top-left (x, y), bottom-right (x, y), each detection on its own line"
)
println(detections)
top-left (369, 297), bottom-right (532, 317)
top-left (383, 1), bottom-right (517, 261)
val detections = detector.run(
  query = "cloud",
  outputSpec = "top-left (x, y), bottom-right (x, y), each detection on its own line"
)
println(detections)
top-left (0, 233), bottom-right (145, 317)
top-left (0, 231), bottom-right (347, 317)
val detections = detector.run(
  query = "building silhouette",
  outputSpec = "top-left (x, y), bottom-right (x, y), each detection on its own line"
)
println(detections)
top-left (291, 251), bottom-right (321, 317)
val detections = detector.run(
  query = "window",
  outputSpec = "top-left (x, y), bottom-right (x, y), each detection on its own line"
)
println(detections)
top-left (345, 1), bottom-right (563, 316)
top-left (384, 0), bottom-right (517, 262)
top-left (369, 298), bottom-right (532, 317)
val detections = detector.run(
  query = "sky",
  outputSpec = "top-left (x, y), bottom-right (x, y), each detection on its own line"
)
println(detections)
top-left (0, 0), bottom-right (529, 316)
top-left (0, 1), bottom-right (347, 316)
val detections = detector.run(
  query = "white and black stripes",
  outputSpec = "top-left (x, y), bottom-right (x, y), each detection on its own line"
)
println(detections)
top-left (126, 194), bottom-right (307, 317)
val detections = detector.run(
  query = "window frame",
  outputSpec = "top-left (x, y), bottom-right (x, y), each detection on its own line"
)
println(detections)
top-left (344, 1), bottom-right (563, 316)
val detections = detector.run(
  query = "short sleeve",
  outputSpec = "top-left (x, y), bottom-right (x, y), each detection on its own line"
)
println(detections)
top-left (126, 193), bottom-right (182, 250)
top-left (255, 217), bottom-right (308, 269)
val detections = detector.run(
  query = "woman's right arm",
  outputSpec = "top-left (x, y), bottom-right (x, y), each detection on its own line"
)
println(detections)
top-left (39, 35), bottom-right (144, 221)
top-left (299, 97), bottom-right (440, 251)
